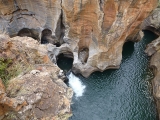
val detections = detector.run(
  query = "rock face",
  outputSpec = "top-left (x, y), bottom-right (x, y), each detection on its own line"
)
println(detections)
top-left (0, 0), bottom-right (158, 77)
top-left (145, 37), bottom-right (160, 119)
top-left (0, 35), bottom-right (73, 120)
top-left (141, 8), bottom-right (160, 36)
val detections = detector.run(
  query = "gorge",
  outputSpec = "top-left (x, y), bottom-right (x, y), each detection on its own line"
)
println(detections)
top-left (0, 0), bottom-right (160, 120)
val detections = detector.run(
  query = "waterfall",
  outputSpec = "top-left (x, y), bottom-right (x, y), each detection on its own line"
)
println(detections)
top-left (67, 72), bottom-right (86, 97)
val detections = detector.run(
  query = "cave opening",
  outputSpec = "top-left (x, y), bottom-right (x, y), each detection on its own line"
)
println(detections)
top-left (41, 29), bottom-right (52, 44)
top-left (41, 29), bottom-right (61, 47)
top-left (17, 28), bottom-right (39, 40)
top-left (122, 41), bottom-right (134, 60)
top-left (57, 52), bottom-right (74, 73)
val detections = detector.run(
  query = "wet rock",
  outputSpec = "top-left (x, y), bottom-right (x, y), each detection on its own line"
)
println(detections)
top-left (58, 70), bottom-right (69, 82)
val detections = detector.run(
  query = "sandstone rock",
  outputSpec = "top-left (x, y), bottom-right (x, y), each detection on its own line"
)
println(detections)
top-left (0, 0), bottom-right (62, 42)
top-left (145, 37), bottom-right (160, 56)
top-left (0, 0), bottom-right (158, 77)
top-left (141, 8), bottom-right (160, 35)
top-left (0, 35), bottom-right (73, 120)
top-left (2, 67), bottom-right (72, 120)
top-left (57, 0), bottom-right (158, 77)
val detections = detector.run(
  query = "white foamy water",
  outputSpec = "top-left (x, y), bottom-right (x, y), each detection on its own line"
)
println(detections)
top-left (68, 72), bottom-right (86, 97)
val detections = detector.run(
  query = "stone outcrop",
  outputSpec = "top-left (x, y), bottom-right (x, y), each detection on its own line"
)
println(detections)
top-left (0, 0), bottom-right (158, 77)
top-left (145, 37), bottom-right (160, 119)
top-left (0, 35), bottom-right (73, 120)
top-left (141, 8), bottom-right (160, 36)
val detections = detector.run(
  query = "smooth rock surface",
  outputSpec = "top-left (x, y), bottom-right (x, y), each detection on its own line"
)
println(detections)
top-left (55, 0), bottom-right (158, 77)
top-left (0, 0), bottom-right (158, 77)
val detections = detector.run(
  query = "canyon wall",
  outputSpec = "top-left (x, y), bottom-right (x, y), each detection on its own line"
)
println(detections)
top-left (0, 0), bottom-right (158, 77)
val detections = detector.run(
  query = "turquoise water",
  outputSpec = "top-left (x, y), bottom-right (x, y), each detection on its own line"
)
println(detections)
top-left (57, 31), bottom-right (158, 120)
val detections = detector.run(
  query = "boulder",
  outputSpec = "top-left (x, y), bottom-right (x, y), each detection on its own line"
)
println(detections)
top-left (0, 35), bottom-right (73, 120)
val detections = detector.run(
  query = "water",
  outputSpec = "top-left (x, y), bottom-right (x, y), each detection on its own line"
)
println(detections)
top-left (68, 72), bottom-right (86, 97)
top-left (57, 31), bottom-right (158, 120)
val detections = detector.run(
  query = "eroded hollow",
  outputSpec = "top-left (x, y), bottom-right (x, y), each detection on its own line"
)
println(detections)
top-left (41, 29), bottom-right (61, 47)
top-left (78, 47), bottom-right (89, 64)
top-left (143, 26), bottom-right (160, 36)
top-left (41, 29), bottom-right (52, 44)
top-left (17, 28), bottom-right (39, 40)
top-left (57, 52), bottom-right (74, 73)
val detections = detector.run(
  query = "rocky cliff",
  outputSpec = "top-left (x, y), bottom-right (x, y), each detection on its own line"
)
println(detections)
top-left (0, 35), bottom-right (73, 120)
top-left (0, 0), bottom-right (158, 77)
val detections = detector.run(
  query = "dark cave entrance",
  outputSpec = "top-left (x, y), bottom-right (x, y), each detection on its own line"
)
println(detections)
top-left (122, 41), bottom-right (135, 60)
top-left (41, 29), bottom-right (61, 47)
top-left (17, 28), bottom-right (39, 40)
top-left (122, 30), bottom-right (159, 60)
top-left (41, 29), bottom-right (52, 44)
top-left (57, 52), bottom-right (74, 73)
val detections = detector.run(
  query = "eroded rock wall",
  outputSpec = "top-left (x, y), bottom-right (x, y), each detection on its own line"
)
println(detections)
top-left (0, 0), bottom-right (158, 77)
top-left (52, 0), bottom-right (158, 77)
top-left (0, 0), bottom-right (62, 40)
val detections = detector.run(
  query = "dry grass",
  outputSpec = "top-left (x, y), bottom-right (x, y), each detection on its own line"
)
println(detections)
top-left (0, 58), bottom-right (32, 86)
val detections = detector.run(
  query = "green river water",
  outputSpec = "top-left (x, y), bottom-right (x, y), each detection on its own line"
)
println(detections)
top-left (57, 31), bottom-right (158, 120)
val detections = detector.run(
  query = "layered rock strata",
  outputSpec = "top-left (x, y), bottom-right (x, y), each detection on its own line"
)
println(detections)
top-left (0, 35), bottom-right (73, 120)
top-left (0, 0), bottom-right (158, 77)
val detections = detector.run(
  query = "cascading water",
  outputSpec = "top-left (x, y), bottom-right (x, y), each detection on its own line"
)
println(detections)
top-left (67, 72), bottom-right (86, 98)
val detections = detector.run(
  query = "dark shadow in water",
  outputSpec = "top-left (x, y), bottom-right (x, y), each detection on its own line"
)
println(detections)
top-left (122, 41), bottom-right (134, 60)
top-left (142, 30), bottom-right (158, 44)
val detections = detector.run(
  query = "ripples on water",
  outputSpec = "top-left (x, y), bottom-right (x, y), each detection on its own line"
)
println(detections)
top-left (57, 31), bottom-right (158, 120)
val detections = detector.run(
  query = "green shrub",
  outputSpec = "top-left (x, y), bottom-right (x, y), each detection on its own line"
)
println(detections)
top-left (0, 59), bottom-right (23, 86)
